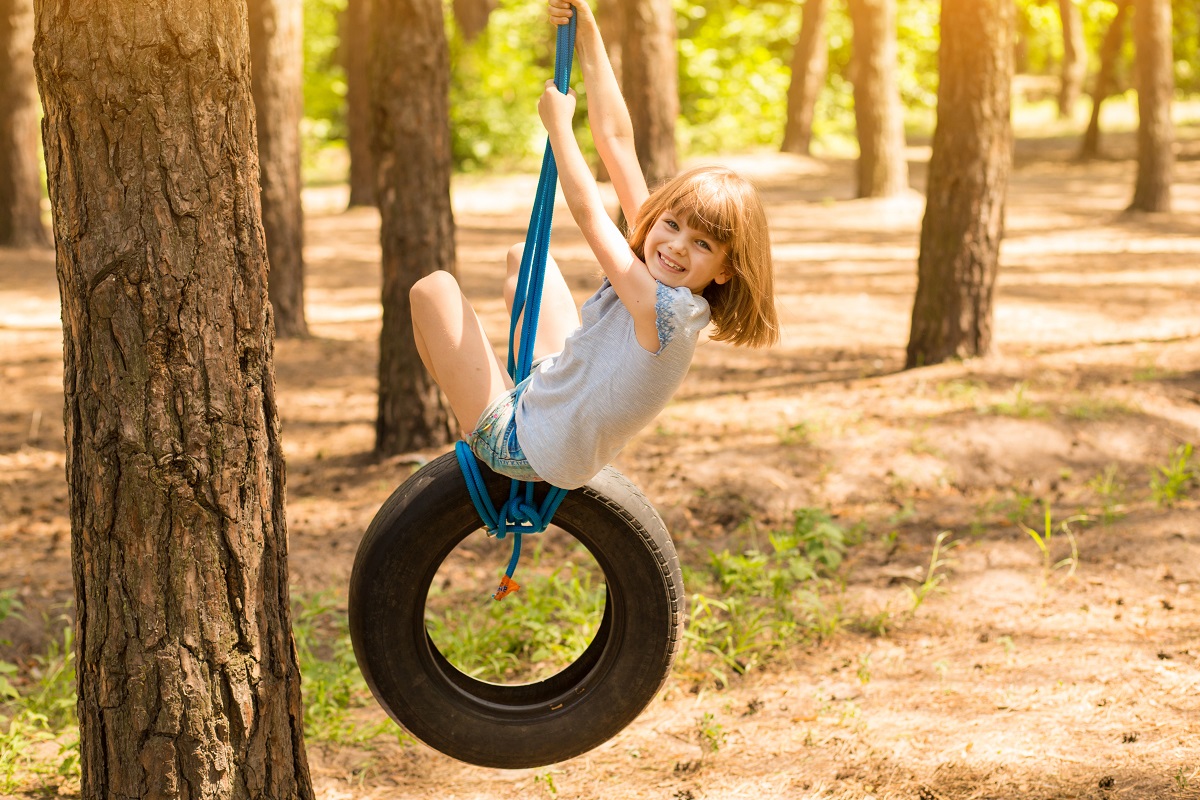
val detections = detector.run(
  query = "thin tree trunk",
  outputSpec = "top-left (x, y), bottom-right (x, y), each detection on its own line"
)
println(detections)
top-left (1080, 0), bottom-right (1132, 159)
top-left (1128, 0), bottom-right (1173, 212)
top-left (453, 0), bottom-right (495, 41)
top-left (906, 0), bottom-right (1014, 369)
top-left (620, 0), bottom-right (677, 188)
top-left (846, 0), bottom-right (909, 197)
top-left (0, 0), bottom-right (47, 247)
top-left (250, 0), bottom-right (309, 337)
top-left (1057, 0), bottom-right (1086, 118)
top-left (782, 0), bottom-right (830, 156)
top-left (32, 1), bottom-right (314, 796)
top-left (372, 0), bottom-right (456, 455)
top-left (345, 0), bottom-right (377, 207)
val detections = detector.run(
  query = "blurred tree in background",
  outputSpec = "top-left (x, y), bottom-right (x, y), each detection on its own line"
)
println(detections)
top-left (297, 0), bottom-right (1198, 177)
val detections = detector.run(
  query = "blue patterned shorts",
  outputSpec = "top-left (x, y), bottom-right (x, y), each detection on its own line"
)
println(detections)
top-left (464, 376), bottom-right (543, 482)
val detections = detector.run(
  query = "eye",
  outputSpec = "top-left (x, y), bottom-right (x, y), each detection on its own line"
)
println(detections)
top-left (695, 239), bottom-right (712, 252)
top-left (664, 219), bottom-right (679, 230)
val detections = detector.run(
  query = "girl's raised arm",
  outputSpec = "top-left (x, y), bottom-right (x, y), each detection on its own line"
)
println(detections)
top-left (539, 83), bottom-right (659, 346)
top-left (549, 0), bottom-right (649, 227)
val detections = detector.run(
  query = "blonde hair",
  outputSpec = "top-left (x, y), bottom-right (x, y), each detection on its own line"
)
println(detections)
top-left (628, 166), bottom-right (779, 348)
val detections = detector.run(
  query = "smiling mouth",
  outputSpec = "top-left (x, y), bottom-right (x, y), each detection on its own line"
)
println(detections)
top-left (657, 252), bottom-right (685, 273)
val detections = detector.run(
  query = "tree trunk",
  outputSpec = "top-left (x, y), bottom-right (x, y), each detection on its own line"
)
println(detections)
top-left (1127, 0), bottom-right (1173, 212)
top-left (1080, 0), bottom-right (1132, 159)
top-left (781, 0), bottom-right (829, 156)
top-left (1057, 0), bottom-right (1086, 118)
top-left (0, 0), bottom-right (47, 247)
top-left (250, 0), bottom-right (308, 338)
top-left (453, 0), bottom-right (495, 41)
top-left (620, 0), bottom-right (677, 188)
top-left (31, 1), bottom-right (314, 797)
top-left (905, 0), bottom-right (1014, 369)
top-left (344, 0), bottom-right (376, 208)
top-left (846, 0), bottom-right (909, 197)
top-left (372, 0), bottom-right (456, 455)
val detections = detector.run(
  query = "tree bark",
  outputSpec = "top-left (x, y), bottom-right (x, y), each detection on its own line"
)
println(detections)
top-left (620, 0), bottom-right (678, 188)
top-left (344, 0), bottom-right (376, 208)
top-left (1080, 0), bottom-right (1132, 159)
top-left (905, 0), bottom-right (1014, 369)
top-left (1127, 0), bottom-right (1173, 212)
top-left (372, 0), bottom-right (456, 455)
top-left (1057, 0), bottom-right (1086, 118)
top-left (453, 0), bottom-right (496, 42)
top-left (846, 0), bottom-right (909, 197)
top-left (781, 0), bottom-right (829, 156)
top-left (0, 0), bottom-right (47, 247)
top-left (250, 0), bottom-right (308, 338)
top-left (31, 1), bottom-right (314, 797)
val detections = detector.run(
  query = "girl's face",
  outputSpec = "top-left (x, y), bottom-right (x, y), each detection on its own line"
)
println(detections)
top-left (642, 209), bottom-right (731, 294)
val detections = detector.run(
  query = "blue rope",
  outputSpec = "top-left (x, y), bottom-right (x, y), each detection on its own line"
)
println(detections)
top-left (457, 17), bottom-right (575, 597)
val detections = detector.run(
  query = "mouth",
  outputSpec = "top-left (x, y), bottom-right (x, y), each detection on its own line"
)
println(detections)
top-left (657, 251), bottom-right (685, 274)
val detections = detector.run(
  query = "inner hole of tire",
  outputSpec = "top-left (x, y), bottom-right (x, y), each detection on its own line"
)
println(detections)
top-left (424, 526), bottom-right (607, 685)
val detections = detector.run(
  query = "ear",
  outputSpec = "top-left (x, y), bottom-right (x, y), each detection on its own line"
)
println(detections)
top-left (713, 260), bottom-right (733, 285)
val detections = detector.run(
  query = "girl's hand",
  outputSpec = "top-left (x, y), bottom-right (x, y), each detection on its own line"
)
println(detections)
top-left (548, 0), bottom-right (594, 28)
top-left (538, 80), bottom-right (577, 137)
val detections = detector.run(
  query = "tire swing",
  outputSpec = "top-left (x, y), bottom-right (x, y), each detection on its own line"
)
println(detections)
top-left (348, 19), bottom-right (684, 770)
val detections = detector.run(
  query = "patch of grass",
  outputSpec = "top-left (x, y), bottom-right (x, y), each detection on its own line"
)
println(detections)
top-left (424, 544), bottom-right (605, 685)
top-left (777, 420), bottom-right (814, 447)
top-left (1150, 443), bottom-right (1196, 508)
top-left (681, 509), bottom-right (853, 686)
top-left (1088, 465), bottom-right (1126, 524)
top-left (980, 488), bottom-right (1039, 527)
top-left (695, 712), bottom-right (725, 753)
top-left (904, 531), bottom-right (959, 614)
top-left (1064, 396), bottom-right (1139, 421)
top-left (0, 605), bottom-right (79, 795)
top-left (982, 381), bottom-right (1050, 419)
top-left (1020, 504), bottom-right (1086, 583)
top-left (292, 591), bottom-right (403, 746)
top-left (935, 378), bottom-right (984, 406)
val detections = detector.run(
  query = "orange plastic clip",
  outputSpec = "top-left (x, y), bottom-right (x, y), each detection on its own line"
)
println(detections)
top-left (492, 575), bottom-right (520, 601)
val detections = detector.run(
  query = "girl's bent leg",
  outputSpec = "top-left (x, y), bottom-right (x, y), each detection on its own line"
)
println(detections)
top-left (410, 271), bottom-right (513, 433)
top-left (505, 242), bottom-right (581, 362)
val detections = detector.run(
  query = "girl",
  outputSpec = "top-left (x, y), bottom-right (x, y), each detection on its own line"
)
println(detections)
top-left (410, 0), bottom-right (778, 490)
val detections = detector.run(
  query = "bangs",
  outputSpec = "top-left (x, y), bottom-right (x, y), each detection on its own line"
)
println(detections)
top-left (670, 179), bottom-right (740, 244)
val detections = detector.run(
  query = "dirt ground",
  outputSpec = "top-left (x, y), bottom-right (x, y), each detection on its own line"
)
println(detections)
top-left (2, 128), bottom-right (1199, 799)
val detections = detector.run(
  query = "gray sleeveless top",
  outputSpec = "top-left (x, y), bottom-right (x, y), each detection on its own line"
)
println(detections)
top-left (515, 279), bottom-right (710, 489)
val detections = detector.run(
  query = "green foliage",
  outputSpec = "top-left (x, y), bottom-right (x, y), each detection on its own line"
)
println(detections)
top-left (425, 550), bottom-right (606, 683)
top-left (1088, 464), bottom-right (1126, 524)
top-left (299, 0), bottom-right (1200, 175)
top-left (0, 611), bottom-right (79, 795)
top-left (904, 530), bottom-right (959, 613)
top-left (1020, 503), bottom-right (1085, 582)
top-left (695, 711), bottom-right (725, 753)
top-left (303, 0), bottom-right (349, 142)
top-left (1150, 443), bottom-right (1196, 508)
top-left (675, 0), bottom-right (796, 153)
top-left (292, 591), bottom-right (400, 745)
top-left (682, 509), bottom-right (851, 686)
top-left (448, 0), bottom-right (555, 170)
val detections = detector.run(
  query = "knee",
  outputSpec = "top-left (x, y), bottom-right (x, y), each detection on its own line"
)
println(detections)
top-left (410, 270), bottom-right (460, 308)
top-left (506, 243), bottom-right (526, 276)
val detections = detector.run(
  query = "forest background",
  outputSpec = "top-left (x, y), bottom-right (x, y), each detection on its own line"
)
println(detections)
top-left (1, 0), bottom-right (1199, 797)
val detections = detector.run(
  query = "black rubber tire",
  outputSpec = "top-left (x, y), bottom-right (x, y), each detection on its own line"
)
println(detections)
top-left (348, 451), bottom-right (683, 769)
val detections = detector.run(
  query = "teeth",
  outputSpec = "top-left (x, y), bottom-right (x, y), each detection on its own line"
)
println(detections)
top-left (658, 252), bottom-right (684, 272)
